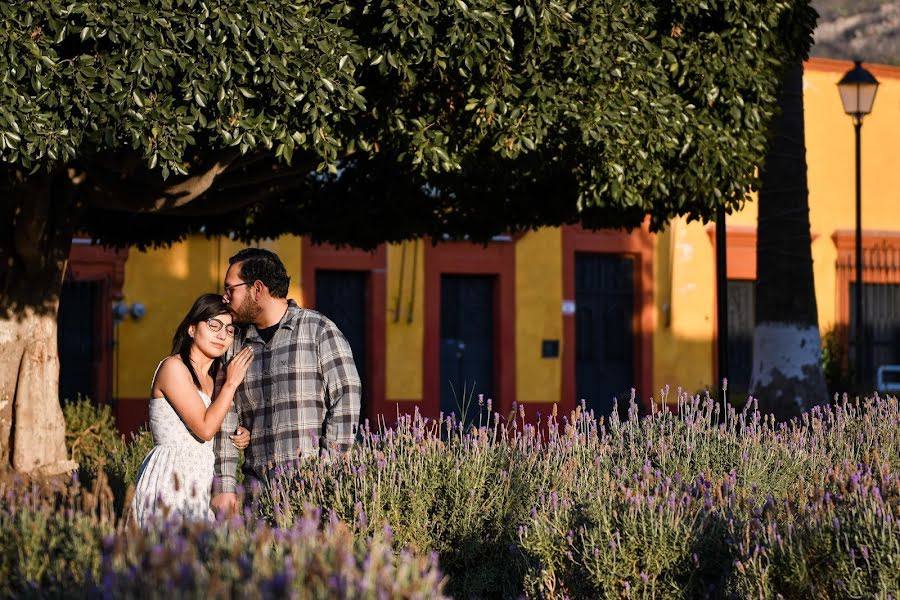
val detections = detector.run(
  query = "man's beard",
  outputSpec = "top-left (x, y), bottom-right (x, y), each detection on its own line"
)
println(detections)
top-left (230, 296), bottom-right (263, 326)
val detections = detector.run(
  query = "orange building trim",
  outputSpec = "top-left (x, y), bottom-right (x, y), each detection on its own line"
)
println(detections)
top-left (706, 225), bottom-right (757, 280)
top-left (301, 240), bottom-right (387, 423)
top-left (805, 57), bottom-right (900, 81)
top-left (561, 224), bottom-right (654, 412)
top-left (423, 238), bottom-right (516, 419)
top-left (833, 230), bottom-right (900, 345)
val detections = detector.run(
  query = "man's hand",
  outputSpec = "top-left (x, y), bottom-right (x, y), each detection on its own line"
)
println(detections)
top-left (230, 425), bottom-right (250, 449)
top-left (211, 492), bottom-right (238, 518)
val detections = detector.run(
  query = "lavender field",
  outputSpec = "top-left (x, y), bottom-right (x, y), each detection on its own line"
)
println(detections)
top-left (2, 391), bottom-right (898, 598)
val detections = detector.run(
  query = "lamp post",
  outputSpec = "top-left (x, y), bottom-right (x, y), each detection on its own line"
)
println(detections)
top-left (716, 204), bottom-right (727, 395)
top-left (837, 61), bottom-right (879, 386)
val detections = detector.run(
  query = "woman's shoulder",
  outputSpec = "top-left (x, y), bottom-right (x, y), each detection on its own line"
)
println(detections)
top-left (158, 354), bottom-right (187, 372)
top-left (154, 355), bottom-right (191, 385)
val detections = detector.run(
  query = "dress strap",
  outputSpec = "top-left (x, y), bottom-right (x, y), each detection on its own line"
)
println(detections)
top-left (149, 357), bottom-right (169, 396)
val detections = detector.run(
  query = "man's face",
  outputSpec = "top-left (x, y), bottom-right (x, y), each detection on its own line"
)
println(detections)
top-left (223, 262), bottom-right (262, 325)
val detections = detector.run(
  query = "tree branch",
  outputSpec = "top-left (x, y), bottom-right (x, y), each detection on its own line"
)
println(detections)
top-left (153, 148), bottom-right (242, 210)
top-left (80, 149), bottom-right (320, 217)
top-left (82, 148), bottom-right (242, 214)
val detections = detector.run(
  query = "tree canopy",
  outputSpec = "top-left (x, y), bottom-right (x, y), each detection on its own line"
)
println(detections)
top-left (1, 0), bottom-right (816, 249)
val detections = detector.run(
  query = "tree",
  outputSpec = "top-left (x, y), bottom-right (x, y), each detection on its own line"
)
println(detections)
top-left (1, 0), bottom-right (816, 472)
top-left (750, 60), bottom-right (828, 419)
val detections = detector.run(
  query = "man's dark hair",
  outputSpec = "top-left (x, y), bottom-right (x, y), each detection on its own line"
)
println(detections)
top-left (229, 248), bottom-right (290, 298)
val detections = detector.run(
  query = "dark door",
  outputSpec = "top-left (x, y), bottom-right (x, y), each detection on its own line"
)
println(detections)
top-left (315, 270), bottom-right (368, 421)
top-left (575, 254), bottom-right (635, 416)
top-left (727, 279), bottom-right (756, 396)
top-left (440, 275), bottom-right (494, 424)
top-left (58, 280), bottom-right (100, 403)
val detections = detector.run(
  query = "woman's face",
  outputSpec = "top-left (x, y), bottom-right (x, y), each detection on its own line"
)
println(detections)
top-left (190, 312), bottom-right (236, 358)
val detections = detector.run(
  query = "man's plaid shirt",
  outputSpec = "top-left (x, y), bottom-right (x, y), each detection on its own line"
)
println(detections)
top-left (213, 300), bottom-right (360, 494)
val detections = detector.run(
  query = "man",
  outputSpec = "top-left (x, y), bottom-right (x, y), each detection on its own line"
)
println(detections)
top-left (211, 248), bottom-right (361, 515)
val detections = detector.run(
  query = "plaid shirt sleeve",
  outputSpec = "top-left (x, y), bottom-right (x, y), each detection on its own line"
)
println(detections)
top-left (212, 358), bottom-right (239, 495)
top-left (318, 319), bottom-right (361, 454)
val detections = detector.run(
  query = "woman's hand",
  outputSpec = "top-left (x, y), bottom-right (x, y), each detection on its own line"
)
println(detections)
top-left (225, 346), bottom-right (253, 387)
top-left (230, 425), bottom-right (250, 449)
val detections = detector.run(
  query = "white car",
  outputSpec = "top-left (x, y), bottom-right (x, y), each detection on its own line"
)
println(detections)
top-left (876, 365), bottom-right (900, 394)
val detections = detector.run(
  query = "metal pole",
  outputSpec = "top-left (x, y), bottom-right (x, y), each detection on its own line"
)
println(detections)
top-left (716, 203), bottom-right (728, 392)
top-left (854, 119), bottom-right (864, 387)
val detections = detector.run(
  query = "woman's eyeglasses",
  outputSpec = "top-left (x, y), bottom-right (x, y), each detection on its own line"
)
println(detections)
top-left (206, 317), bottom-right (238, 337)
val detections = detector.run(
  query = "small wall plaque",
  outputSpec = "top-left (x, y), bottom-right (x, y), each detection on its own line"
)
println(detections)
top-left (541, 339), bottom-right (560, 358)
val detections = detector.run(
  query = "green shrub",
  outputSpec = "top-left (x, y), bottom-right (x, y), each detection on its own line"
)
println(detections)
top-left (0, 473), bottom-right (114, 596)
top-left (732, 462), bottom-right (900, 599)
top-left (258, 414), bottom-right (536, 598)
top-left (62, 397), bottom-right (120, 476)
top-left (0, 471), bottom-right (447, 599)
top-left (254, 393), bottom-right (899, 598)
top-left (22, 391), bottom-right (900, 598)
top-left (93, 514), bottom-right (448, 599)
top-left (519, 471), bottom-right (733, 599)
top-left (104, 427), bottom-right (155, 510)
top-left (821, 326), bottom-right (853, 398)
top-left (62, 397), bottom-right (155, 516)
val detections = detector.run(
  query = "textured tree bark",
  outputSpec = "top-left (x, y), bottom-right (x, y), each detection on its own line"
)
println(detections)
top-left (0, 311), bottom-right (75, 473)
top-left (751, 63), bottom-right (828, 420)
top-left (0, 173), bottom-right (78, 473)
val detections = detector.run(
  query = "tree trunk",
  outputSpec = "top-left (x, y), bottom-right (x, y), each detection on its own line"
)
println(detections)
top-left (0, 172), bottom-right (78, 474)
top-left (751, 63), bottom-right (828, 420)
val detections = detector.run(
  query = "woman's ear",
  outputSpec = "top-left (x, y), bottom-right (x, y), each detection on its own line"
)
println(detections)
top-left (188, 325), bottom-right (196, 339)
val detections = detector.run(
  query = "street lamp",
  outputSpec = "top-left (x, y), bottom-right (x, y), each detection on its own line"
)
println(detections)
top-left (837, 60), bottom-right (879, 386)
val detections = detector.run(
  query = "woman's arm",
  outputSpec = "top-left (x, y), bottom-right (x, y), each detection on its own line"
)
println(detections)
top-left (156, 348), bottom-right (253, 441)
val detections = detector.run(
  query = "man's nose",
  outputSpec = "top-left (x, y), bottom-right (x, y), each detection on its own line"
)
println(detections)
top-left (222, 294), bottom-right (230, 304)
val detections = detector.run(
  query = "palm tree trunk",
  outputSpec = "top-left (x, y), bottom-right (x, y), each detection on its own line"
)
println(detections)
top-left (750, 62), bottom-right (828, 420)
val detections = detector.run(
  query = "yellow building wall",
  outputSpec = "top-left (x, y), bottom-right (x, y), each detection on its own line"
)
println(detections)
top-left (804, 62), bottom-right (900, 332)
top-left (515, 228), bottom-right (563, 403)
top-left (651, 59), bottom-right (900, 396)
top-left (385, 240), bottom-right (425, 401)
top-left (117, 236), bottom-right (302, 400)
top-left (651, 218), bottom-right (715, 395)
top-left (257, 237), bottom-right (304, 305)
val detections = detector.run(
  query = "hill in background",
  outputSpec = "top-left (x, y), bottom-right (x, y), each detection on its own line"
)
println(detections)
top-left (812, 0), bottom-right (900, 66)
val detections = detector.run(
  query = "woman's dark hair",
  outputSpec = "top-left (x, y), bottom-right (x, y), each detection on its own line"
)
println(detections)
top-left (171, 293), bottom-right (229, 390)
top-left (229, 248), bottom-right (290, 298)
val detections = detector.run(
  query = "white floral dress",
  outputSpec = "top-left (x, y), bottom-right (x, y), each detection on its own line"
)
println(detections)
top-left (131, 362), bottom-right (215, 526)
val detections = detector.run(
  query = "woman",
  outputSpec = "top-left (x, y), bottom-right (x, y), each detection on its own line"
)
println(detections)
top-left (131, 294), bottom-right (253, 526)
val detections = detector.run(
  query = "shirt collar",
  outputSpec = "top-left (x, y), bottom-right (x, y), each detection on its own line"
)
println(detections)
top-left (240, 299), bottom-right (300, 343)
